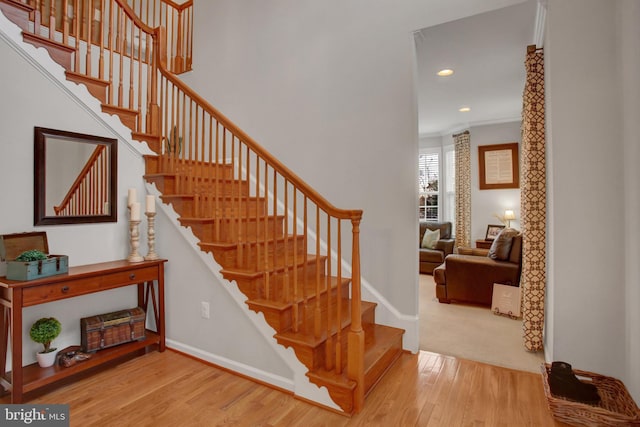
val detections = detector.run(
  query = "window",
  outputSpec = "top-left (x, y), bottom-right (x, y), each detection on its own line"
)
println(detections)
top-left (418, 150), bottom-right (439, 220)
top-left (444, 146), bottom-right (456, 235)
top-left (418, 146), bottom-right (456, 235)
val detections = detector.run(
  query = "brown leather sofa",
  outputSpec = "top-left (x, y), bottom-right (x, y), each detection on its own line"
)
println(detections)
top-left (419, 221), bottom-right (455, 274)
top-left (433, 233), bottom-right (522, 305)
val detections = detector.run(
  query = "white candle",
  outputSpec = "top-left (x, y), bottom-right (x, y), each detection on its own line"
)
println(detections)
top-left (146, 195), bottom-right (155, 213)
top-left (130, 202), bottom-right (141, 221)
top-left (128, 188), bottom-right (137, 207)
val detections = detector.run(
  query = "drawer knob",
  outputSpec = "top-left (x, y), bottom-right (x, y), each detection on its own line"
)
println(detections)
top-left (61, 286), bottom-right (69, 293)
top-left (129, 273), bottom-right (136, 280)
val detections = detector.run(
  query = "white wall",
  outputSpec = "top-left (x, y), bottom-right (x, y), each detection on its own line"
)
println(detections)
top-left (420, 121), bottom-right (522, 241)
top-left (185, 0), bottom-right (528, 316)
top-left (546, 0), bottom-right (638, 400)
top-left (619, 0), bottom-right (640, 403)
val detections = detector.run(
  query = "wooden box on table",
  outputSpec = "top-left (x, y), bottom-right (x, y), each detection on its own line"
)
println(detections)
top-left (81, 307), bottom-right (146, 352)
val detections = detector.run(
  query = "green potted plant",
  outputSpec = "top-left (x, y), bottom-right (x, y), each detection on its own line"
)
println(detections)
top-left (30, 317), bottom-right (62, 368)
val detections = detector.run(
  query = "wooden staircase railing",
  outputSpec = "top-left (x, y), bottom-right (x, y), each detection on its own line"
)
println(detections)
top-left (0, 0), bottom-right (404, 414)
top-left (54, 144), bottom-right (110, 215)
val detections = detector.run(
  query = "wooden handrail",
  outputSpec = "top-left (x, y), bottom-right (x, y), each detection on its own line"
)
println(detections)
top-left (160, 72), bottom-right (363, 221)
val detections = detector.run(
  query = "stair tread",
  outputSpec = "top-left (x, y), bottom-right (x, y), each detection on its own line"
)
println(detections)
top-left (246, 276), bottom-right (351, 310)
top-left (274, 301), bottom-right (377, 348)
top-left (179, 214), bottom-right (285, 224)
top-left (199, 233), bottom-right (304, 249)
top-left (161, 194), bottom-right (262, 201)
top-left (306, 323), bottom-right (404, 390)
top-left (221, 254), bottom-right (327, 278)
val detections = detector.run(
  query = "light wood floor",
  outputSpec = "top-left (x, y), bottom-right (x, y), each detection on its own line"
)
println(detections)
top-left (1, 349), bottom-right (568, 426)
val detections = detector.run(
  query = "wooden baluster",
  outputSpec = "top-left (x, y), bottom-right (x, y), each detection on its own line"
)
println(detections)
top-left (272, 169), bottom-right (277, 297)
top-left (314, 205), bottom-right (321, 338)
top-left (97, 0), bottom-right (105, 79)
top-left (283, 179), bottom-right (289, 304)
top-left (235, 137), bottom-right (244, 266)
top-left (254, 155), bottom-right (260, 268)
top-left (175, 7), bottom-right (184, 72)
top-left (62, 0), bottom-right (69, 44)
top-left (127, 13), bottom-right (134, 111)
top-left (48, 0), bottom-right (56, 39)
top-left (85, 0), bottom-right (92, 76)
top-left (214, 121), bottom-right (220, 241)
top-left (74, 0), bottom-right (81, 73)
top-left (116, 6), bottom-right (123, 106)
top-left (107, 0), bottom-right (113, 104)
top-left (347, 216), bottom-right (364, 413)
top-left (263, 163), bottom-right (269, 299)
top-left (325, 215), bottom-right (333, 370)
top-left (302, 197), bottom-right (308, 333)
top-left (292, 187), bottom-right (298, 332)
top-left (336, 220), bottom-right (342, 373)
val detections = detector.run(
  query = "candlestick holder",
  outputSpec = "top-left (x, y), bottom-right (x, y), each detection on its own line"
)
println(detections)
top-left (144, 211), bottom-right (159, 260)
top-left (128, 219), bottom-right (144, 262)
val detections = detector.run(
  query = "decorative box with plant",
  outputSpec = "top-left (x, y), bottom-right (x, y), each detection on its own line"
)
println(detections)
top-left (30, 317), bottom-right (62, 368)
top-left (15, 249), bottom-right (48, 261)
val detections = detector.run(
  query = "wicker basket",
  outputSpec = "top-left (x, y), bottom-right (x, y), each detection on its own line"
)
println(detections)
top-left (541, 363), bottom-right (640, 426)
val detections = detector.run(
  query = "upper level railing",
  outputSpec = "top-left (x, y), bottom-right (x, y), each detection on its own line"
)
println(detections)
top-left (16, 0), bottom-right (192, 74)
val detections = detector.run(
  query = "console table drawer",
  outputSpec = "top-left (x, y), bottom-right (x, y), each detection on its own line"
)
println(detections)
top-left (22, 266), bottom-right (158, 306)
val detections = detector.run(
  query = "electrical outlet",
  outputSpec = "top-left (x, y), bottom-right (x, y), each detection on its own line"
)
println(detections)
top-left (201, 301), bottom-right (210, 319)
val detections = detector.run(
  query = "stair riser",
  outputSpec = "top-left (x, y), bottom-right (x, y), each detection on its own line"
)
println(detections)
top-left (204, 236), bottom-right (306, 270)
top-left (181, 216), bottom-right (285, 243)
top-left (276, 303), bottom-right (376, 372)
top-left (150, 177), bottom-right (251, 199)
top-left (248, 281), bottom-right (351, 331)
top-left (363, 336), bottom-right (403, 394)
top-left (226, 260), bottom-right (327, 301)
top-left (162, 197), bottom-right (266, 218)
top-left (144, 156), bottom-right (234, 178)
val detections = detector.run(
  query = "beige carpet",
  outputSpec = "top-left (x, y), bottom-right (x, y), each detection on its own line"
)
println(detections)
top-left (419, 274), bottom-right (544, 372)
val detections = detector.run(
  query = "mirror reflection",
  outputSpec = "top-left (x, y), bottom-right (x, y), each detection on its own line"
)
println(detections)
top-left (34, 127), bottom-right (118, 225)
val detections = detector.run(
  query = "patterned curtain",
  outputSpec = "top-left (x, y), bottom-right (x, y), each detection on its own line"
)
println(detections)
top-left (521, 46), bottom-right (546, 352)
top-left (454, 131), bottom-right (471, 248)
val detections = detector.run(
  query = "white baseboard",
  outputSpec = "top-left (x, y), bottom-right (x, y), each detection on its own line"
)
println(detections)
top-left (166, 339), bottom-right (295, 392)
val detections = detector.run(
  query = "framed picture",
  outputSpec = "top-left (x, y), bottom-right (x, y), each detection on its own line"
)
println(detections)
top-left (479, 142), bottom-right (519, 190)
top-left (485, 224), bottom-right (505, 241)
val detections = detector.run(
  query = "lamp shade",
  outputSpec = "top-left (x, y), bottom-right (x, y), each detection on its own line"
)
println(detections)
top-left (504, 210), bottom-right (516, 221)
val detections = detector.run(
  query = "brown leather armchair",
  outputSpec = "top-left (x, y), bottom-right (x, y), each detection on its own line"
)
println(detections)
top-left (419, 221), bottom-right (455, 274)
top-left (433, 233), bottom-right (522, 305)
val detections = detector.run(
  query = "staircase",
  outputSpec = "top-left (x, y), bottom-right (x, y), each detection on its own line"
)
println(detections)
top-left (0, 0), bottom-right (404, 414)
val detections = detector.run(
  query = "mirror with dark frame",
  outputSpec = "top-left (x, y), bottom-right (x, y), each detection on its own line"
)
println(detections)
top-left (34, 127), bottom-right (118, 225)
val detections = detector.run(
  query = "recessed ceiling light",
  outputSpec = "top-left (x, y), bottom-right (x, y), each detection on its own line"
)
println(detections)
top-left (437, 69), bottom-right (454, 77)
top-left (459, 107), bottom-right (471, 112)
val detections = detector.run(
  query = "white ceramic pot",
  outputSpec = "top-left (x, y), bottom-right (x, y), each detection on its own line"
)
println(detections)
top-left (36, 349), bottom-right (58, 368)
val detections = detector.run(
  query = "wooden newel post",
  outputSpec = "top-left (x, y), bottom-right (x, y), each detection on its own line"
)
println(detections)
top-left (173, 8), bottom-right (185, 73)
top-left (347, 216), bottom-right (364, 413)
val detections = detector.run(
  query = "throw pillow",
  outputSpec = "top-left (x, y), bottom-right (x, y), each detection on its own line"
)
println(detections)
top-left (488, 228), bottom-right (520, 261)
top-left (421, 228), bottom-right (440, 249)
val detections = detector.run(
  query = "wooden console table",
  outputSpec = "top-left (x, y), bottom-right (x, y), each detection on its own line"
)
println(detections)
top-left (0, 259), bottom-right (167, 403)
